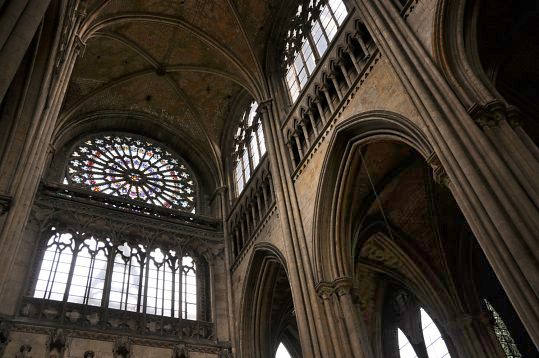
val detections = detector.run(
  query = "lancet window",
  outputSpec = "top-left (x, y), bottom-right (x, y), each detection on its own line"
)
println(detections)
top-left (397, 308), bottom-right (451, 358)
top-left (32, 228), bottom-right (199, 320)
top-left (65, 134), bottom-right (196, 212)
top-left (232, 101), bottom-right (267, 195)
top-left (484, 299), bottom-right (522, 358)
top-left (283, 0), bottom-right (348, 102)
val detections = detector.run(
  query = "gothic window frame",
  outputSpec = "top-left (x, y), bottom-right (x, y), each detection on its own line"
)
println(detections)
top-left (64, 133), bottom-right (199, 213)
top-left (282, 0), bottom-right (350, 103)
top-left (383, 289), bottom-right (453, 358)
top-left (232, 101), bottom-right (267, 196)
top-left (28, 226), bottom-right (210, 322)
top-left (484, 299), bottom-right (522, 358)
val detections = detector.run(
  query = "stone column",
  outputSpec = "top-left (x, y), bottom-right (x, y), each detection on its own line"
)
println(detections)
top-left (314, 98), bottom-right (327, 123)
top-left (307, 110), bottom-right (319, 136)
top-left (0, 0), bottom-right (53, 102)
top-left (215, 187), bottom-right (236, 354)
top-left (258, 101), bottom-right (333, 357)
top-left (0, 1), bottom-right (87, 310)
top-left (354, 0), bottom-right (539, 347)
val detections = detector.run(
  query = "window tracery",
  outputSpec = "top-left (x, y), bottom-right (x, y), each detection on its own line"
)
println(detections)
top-left (232, 101), bottom-right (267, 195)
top-left (283, 0), bottom-right (348, 102)
top-left (33, 228), bottom-right (199, 320)
top-left (66, 134), bottom-right (196, 212)
top-left (484, 299), bottom-right (522, 358)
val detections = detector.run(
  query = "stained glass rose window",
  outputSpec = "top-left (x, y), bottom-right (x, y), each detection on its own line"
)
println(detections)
top-left (66, 135), bottom-right (196, 211)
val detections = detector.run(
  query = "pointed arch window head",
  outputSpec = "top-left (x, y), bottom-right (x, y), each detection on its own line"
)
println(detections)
top-left (232, 101), bottom-right (267, 196)
top-left (397, 308), bottom-right (451, 358)
top-left (275, 342), bottom-right (292, 358)
top-left (66, 134), bottom-right (197, 212)
top-left (283, 0), bottom-right (348, 102)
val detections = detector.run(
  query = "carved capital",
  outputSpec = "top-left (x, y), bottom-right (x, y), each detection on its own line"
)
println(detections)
top-left (333, 276), bottom-right (354, 297)
top-left (316, 282), bottom-right (335, 300)
top-left (173, 343), bottom-right (190, 358)
top-left (469, 100), bottom-right (507, 129)
top-left (256, 99), bottom-right (273, 117)
top-left (113, 336), bottom-right (132, 358)
top-left (426, 153), bottom-right (450, 187)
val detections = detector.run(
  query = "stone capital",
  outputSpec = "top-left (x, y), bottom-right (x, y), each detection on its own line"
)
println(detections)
top-left (316, 282), bottom-right (335, 300)
top-left (468, 100), bottom-right (508, 129)
top-left (333, 276), bottom-right (354, 297)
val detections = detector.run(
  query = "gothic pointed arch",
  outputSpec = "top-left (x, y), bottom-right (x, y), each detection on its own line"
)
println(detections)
top-left (239, 244), bottom-right (301, 358)
top-left (313, 110), bottom-right (433, 284)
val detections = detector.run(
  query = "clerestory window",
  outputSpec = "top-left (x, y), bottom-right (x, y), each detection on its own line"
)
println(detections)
top-left (232, 101), bottom-right (267, 195)
top-left (33, 228), bottom-right (199, 320)
top-left (65, 134), bottom-right (196, 212)
top-left (284, 0), bottom-right (348, 102)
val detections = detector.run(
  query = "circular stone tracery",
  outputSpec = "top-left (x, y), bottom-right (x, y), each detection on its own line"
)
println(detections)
top-left (66, 135), bottom-right (196, 211)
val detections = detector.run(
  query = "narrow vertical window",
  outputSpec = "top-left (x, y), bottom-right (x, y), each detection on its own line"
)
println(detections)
top-left (398, 328), bottom-right (418, 358)
top-left (109, 242), bottom-right (145, 312)
top-left (34, 232), bottom-right (75, 301)
top-left (275, 342), bottom-right (292, 358)
top-left (484, 300), bottom-right (522, 358)
top-left (68, 237), bottom-right (109, 306)
top-left (283, 0), bottom-right (349, 102)
top-left (182, 256), bottom-right (197, 320)
top-left (420, 308), bottom-right (451, 358)
top-left (232, 101), bottom-right (267, 196)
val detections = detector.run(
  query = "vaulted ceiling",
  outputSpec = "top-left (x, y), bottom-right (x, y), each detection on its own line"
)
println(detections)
top-left (58, 0), bottom-right (288, 184)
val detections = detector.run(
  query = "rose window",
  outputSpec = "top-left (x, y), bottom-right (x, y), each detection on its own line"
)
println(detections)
top-left (66, 135), bottom-right (196, 211)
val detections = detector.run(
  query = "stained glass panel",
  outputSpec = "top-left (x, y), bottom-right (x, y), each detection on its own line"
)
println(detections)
top-left (66, 135), bottom-right (196, 211)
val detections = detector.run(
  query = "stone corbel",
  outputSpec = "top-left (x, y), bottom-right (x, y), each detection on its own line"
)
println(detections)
top-left (468, 100), bottom-right (508, 129)
top-left (113, 336), bottom-right (132, 358)
top-left (172, 343), bottom-right (189, 358)
top-left (316, 282), bottom-right (335, 301)
top-left (427, 153), bottom-right (451, 187)
top-left (333, 276), bottom-right (354, 297)
top-left (0, 193), bottom-right (11, 215)
top-left (47, 328), bottom-right (69, 357)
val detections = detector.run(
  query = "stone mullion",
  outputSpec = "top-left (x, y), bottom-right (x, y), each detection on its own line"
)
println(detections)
top-left (354, 0), bottom-right (539, 347)
top-left (0, 6), bottom-right (85, 307)
top-left (258, 101), bottom-right (332, 357)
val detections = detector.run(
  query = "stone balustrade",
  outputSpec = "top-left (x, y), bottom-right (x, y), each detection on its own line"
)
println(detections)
top-left (281, 15), bottom-right (378, 170)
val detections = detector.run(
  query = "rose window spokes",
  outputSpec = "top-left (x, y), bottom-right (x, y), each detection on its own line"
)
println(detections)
top-left (66, 135), bottom-right (196, 211)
